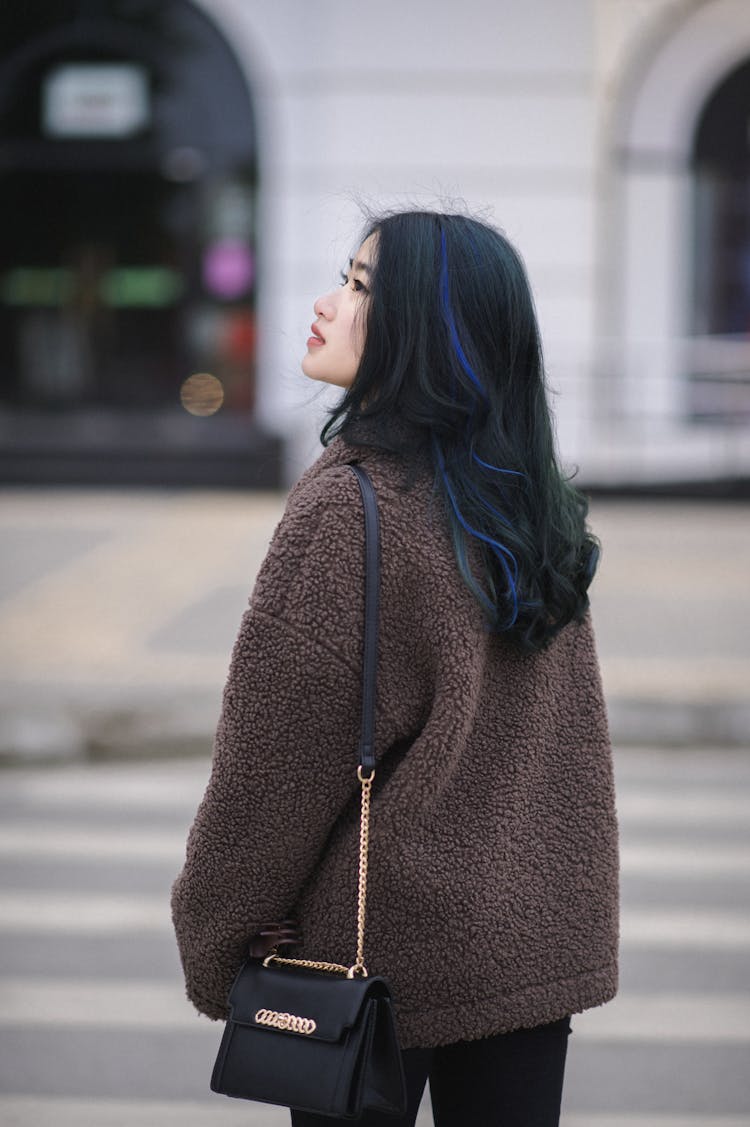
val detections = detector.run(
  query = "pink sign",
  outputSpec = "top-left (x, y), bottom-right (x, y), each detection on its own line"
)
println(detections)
top-left (202, 240), bottom-right (254, 299)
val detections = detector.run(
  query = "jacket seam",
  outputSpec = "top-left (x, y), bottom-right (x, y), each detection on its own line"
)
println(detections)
top-left (250, 607), bottom-right (362, 678)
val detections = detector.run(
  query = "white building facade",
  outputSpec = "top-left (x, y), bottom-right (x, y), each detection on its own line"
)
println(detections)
top-left (206, 0), bottom-right (750, 485)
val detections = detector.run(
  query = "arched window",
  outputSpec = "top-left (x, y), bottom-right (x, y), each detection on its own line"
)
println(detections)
top-left (689, 58), bottom-right (750, 422)
top-left (692, 58), bottom-right (750, 337)
top-left (0, 0), bottom-right (277, 484)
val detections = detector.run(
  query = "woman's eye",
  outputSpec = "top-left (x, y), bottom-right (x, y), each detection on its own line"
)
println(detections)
top-left (339, 272), bottom-right (367, 294)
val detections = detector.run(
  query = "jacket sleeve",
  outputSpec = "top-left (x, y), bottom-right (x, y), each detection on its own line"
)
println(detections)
top-left (171, 470), bottom-right (367, 1019)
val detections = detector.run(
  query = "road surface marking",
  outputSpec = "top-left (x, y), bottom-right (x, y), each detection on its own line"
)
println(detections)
top-left (1, 893), bottom-right (749, 950)
top-left (0, 893), bottom-right (169, 932)
top-left (620, 843), bottom-right (750, 877)
top-left (0, 1099), bottom-right (745, 1127)
top-left (622, 909), bottom-right (750, 948)
top-left (3, 824), bottom-right (750, 880)
top-left (0, 1095), bottom-right (286, 1126)
top-left (0, 825), bottom-right (185, 862)
top-left (616, 792), bottom-right (750, 824)
top-left (2, 979), bottom-right (749, 1044)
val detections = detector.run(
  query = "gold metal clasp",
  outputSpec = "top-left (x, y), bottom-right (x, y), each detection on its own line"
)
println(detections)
top-left (254, 1007), bottom-right (317, 1035)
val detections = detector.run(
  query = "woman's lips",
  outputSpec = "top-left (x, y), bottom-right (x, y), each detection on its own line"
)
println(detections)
top-left (307, 324), bottom-right (325, 348)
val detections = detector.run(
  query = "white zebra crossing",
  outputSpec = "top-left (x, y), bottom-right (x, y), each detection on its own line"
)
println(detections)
top-left (0, 752), bottom-right (747, 1124)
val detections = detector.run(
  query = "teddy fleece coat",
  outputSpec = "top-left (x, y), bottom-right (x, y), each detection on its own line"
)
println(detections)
top-left (171, 434), bottom-right (619, 1048)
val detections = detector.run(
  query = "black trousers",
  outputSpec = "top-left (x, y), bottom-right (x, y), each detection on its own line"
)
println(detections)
top-left (291, 1015), bottom-right (571, 1127)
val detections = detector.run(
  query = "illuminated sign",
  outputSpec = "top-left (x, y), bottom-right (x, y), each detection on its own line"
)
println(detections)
top-left (42, 63), bottom-right (150, 138)
top-left (1, 267), bottom-right (183, 308)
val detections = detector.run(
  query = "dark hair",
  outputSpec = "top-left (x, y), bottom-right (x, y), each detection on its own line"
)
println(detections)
top-left (321, 210), bottom-right (600, 654)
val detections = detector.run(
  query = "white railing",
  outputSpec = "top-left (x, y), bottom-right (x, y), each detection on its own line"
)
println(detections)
top-left (549, 335), bottom-right (750, 487)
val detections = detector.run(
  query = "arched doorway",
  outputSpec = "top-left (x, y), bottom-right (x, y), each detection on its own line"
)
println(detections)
top-left (0, 0), bottom-right (279, 485)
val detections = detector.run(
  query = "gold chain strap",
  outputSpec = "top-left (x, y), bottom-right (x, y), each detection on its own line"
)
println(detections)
top-left (353, 766), bottom-right (373, 975)
top-left (264, 767), bottom-right (374, 979)
top-left (263, 954), bottom-right (352, 976)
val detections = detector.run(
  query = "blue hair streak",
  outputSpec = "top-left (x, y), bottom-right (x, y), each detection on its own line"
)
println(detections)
top-left (439, 229), bottom-right (488, 403)
top-left (471, 451), bottom-right (526, 478)
top-left (463, 474), bottom-right (513, 530)
top-left (433, 436), bottom-right (520, 626)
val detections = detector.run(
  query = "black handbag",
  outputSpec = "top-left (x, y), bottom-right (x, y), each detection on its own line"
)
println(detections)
top-left (210, 463), bottom-right (407, 1120)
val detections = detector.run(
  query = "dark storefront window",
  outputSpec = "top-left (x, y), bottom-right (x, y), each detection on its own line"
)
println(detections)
top-left (0, 1), bottom-right (279, 485)
top-left (689, 58), bottom-right (750, 423)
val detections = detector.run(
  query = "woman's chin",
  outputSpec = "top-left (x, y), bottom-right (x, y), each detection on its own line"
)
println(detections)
top-left (301, 360), bottom-right (325, 383)
top-left (300, 354), bottom-right (319, 379)
top-left (301, 363), bottom-right (351, 389)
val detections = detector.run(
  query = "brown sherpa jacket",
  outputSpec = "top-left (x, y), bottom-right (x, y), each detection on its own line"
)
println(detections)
top-left (171, 432), bottom-right (619, 1048)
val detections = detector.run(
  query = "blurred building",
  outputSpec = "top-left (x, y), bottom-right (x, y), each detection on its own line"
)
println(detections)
top-left (1, 0), bottom-right (749, 487)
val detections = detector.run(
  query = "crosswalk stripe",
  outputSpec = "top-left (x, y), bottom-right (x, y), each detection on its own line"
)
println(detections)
top-left (0, 892), bottom-right (168, 932)
top-left (571, 992), bottom-right (750, 1042)
top-left (0, 766), bottom-right (208, 810)
top-left (562, 1118), bottom-right (750, 1127)
top-left (1, 980), bottom-right (749, 1044)
top-left (0, 978), bottom-right (209, 1030)
top-left (4, 769), bottom-right (749, 824)
top-left (0, 1095), bottom-right (289, 1126)
top-left (616, 792), bottom-right (750, 824)
top-left (0, 1102), bottom-right (745, 1127)
top-left (0, 825), bottom-right (184, 861)
top-left (621, 908), bottom-right (750, 948)
top-left (620, 842), bottom-right (750, 877)
top-left (1, 893), bottom-right (749, 949)
top-left (3, 825), bottom-right (750, 880)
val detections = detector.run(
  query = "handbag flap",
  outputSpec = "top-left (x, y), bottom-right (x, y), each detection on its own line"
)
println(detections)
top-left (226, 960), bottom-right (390, 1043)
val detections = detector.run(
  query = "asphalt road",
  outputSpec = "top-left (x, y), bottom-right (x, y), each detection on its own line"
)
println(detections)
top-left (0, 747), bottom-right (749, 1126)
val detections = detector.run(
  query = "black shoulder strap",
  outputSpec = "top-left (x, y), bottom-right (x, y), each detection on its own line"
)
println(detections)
top-left (347, 464), bottom-right (380, 778)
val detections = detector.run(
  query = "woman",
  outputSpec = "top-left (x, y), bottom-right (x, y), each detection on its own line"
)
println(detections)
top-left (172, 210), bottom-right (619, 1126)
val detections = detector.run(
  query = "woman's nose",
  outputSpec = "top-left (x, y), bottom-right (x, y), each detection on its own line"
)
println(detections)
top-left (314, 291), bottom-right (336, 319)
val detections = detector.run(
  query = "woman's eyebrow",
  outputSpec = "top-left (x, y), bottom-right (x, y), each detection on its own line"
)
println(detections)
top-left (349, 258), bottom-right (372, 274)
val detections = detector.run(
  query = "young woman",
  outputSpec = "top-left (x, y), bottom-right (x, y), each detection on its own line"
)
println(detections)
top-left (172, 210), bottom-right (619, 1126)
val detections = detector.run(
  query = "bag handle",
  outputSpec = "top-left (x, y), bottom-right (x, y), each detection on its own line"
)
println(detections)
top-left (264, 463), bottom-right (380, 979)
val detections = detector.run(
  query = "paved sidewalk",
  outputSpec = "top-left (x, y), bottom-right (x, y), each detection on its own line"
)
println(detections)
top-left (0, 488), bottom-right (748, 762)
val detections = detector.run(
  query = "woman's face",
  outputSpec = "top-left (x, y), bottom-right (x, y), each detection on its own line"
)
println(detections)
top-left (301, 234), bottom-right (376, 388)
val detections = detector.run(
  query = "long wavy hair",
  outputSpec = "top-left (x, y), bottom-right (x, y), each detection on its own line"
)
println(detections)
top-left (321, 210), bottom-right (600, 654)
